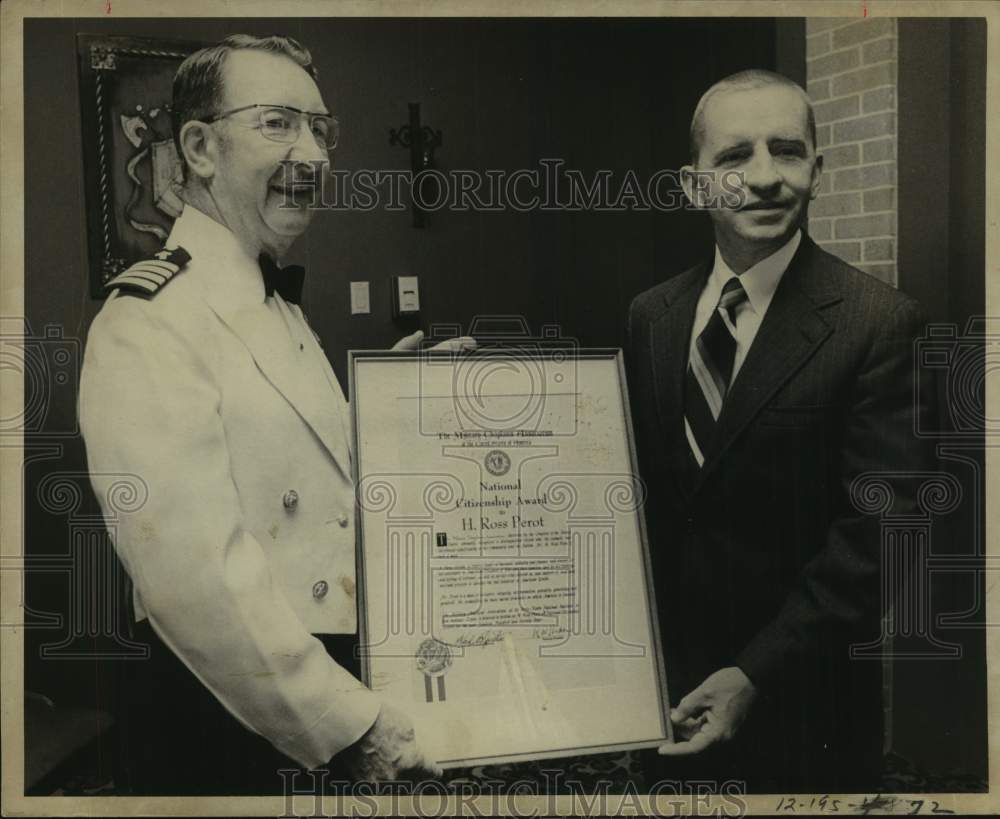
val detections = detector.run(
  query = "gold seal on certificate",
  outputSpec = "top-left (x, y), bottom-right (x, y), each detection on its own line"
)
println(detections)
top-left (350, 343), bottom-right (671, 768)
top-left (484, 449), bottom-right (511, 476)
top-left (416, 638), bottom-right (453, 702)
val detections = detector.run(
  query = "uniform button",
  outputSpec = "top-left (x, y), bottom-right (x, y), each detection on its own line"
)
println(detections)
top-left (337, 514), bottom-right (349, 528)
top-left (312, 580), bottom-right (329, 600)
top-left (686, 516), bottom-right (695, 532)
top-left (283, 490), bottom-right (299, 510)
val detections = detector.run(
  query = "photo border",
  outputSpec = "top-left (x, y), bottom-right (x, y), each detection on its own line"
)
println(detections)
top-left (2, 0), bottom-right (996, 815)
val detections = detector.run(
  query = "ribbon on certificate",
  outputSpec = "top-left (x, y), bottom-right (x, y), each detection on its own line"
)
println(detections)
top-left (416, 638), bottom-right (452, 703)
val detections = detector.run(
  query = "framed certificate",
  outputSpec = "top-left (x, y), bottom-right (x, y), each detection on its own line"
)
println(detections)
top-left (349, 347), bottom-right (671, 768)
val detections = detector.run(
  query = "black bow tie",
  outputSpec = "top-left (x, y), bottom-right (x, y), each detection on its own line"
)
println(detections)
top-left (259, 254), bottom-right (305, 304)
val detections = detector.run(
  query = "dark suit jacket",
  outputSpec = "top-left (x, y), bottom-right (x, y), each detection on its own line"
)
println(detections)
top-left (627, 235), bottom-right (936, 792)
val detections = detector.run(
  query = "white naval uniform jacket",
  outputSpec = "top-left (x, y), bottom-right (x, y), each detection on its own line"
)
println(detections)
top-left (79, 206), bottom-right (380, 769)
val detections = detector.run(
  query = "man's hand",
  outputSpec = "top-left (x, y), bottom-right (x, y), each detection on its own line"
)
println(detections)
top-left (342, 703), bottom-right (443, 782)
top-left (658, 667), bottom-right (757, 756)
top-left (391, 330), bottom-right (476, 352)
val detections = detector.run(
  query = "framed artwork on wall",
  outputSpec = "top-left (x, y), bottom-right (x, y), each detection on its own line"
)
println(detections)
top-left (77, 34), bottom-right (204, 298)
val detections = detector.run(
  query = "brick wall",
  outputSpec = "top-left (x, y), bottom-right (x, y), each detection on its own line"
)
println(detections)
top-left (806, 18), bottom-right (898, 286)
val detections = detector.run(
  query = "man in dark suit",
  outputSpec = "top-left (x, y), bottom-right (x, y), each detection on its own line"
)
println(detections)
top-left (627, 69), bottom-right (935, 792)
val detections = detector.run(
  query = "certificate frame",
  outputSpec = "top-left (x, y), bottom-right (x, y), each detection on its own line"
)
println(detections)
top-left (348, 347), bottom-right (672, 768)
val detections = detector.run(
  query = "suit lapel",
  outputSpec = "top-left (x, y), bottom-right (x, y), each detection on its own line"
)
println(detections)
top-left (694, 237), bottom-right (841, 489)
top-left (649, 262), bottom-right (708, 498)
top-left (202, 293), bottom-right (353, 480)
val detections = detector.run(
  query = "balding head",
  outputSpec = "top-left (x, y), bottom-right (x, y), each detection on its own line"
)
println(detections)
top-left (689, 69), bottom-right (816, 166)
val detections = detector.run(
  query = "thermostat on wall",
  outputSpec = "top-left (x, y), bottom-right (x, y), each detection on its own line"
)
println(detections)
top-left (392, 275), bottom-right (420, 317)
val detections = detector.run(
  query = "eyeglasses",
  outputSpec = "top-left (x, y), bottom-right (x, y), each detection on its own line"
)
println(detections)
top-left (206, 104), bottom-right (340, 151)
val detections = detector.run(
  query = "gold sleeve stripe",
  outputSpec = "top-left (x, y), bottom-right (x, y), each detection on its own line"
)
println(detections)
top-left (124, 266), bottom-right (170, 282)
top-left (112, 277), bottom-right (160, 293)
top-left (137, 260), bottom-right (181, 276)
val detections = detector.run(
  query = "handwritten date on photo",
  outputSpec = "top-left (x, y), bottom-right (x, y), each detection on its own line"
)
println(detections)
top-left (774, 795), bottom-right (954, 814)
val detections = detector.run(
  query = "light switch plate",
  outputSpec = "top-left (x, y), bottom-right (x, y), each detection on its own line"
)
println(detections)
top-left (393, 275), bottom-right (420, 316)
top-left (350, 281), bottom-right (370, 314)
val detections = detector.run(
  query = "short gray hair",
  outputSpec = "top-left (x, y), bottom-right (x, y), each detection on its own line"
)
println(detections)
top-left (171, 34), bottom-right (318, 179)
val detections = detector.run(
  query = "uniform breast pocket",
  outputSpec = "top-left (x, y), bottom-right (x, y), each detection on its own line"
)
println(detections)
top-left (758, 404), bottom-right (838, 429)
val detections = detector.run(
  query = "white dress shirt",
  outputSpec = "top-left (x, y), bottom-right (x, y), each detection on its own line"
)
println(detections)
top-left (688, 229), bottom-right (802, 384)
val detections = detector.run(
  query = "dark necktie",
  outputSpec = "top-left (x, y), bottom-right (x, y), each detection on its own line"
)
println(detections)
top-left (683, 277), bottom-right (748, 468)
top-left (259, 253), bottom-right (305, 305)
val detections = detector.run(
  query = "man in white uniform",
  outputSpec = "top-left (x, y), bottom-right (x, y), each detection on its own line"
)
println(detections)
top-left (80, 34), bottom-right (458, 794)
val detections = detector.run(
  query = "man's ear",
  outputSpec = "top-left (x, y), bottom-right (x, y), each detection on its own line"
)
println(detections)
top-left (680, 164), bottom-right (704, 209)
top-left (178, 120), bottom-right (218, 181)
top-left (809, 153), bottom-right (824, 200)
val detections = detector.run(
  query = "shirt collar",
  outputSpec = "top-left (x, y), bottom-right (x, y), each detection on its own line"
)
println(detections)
top-left (710, 229), bottom-right (802, 315)
top-left (165, 204), bottom-right (266, 307)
